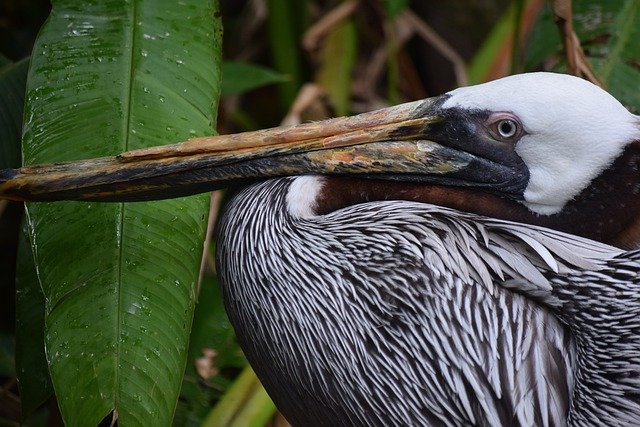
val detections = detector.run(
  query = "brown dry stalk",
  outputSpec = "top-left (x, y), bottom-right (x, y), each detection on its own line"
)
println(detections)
top-left (280, 83), bottom-right (329, 127)
top-left (401, 10), bottom-right (469, 86)
top-left (551, 0), bottom-right (601, 85)
top-left (302, 0), bottom-right (360, 52)
top-left (197, 190), bottom-right (223, 291)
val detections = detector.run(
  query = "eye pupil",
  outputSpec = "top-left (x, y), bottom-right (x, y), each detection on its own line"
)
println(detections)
top-left (498, 119), bottom-right (517, 138)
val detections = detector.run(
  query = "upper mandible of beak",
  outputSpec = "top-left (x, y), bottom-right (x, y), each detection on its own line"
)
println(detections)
top-left (0, 97), bottom-right (469, 202)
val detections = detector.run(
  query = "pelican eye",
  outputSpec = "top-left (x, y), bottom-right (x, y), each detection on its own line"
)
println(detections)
top-left (486, 113), bottom-right (522, 142)
top-left (497, 119), bottom-right (517, 138)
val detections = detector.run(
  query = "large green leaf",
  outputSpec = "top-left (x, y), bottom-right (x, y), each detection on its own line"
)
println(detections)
top-left (21, 1), bottom-right (221, 425)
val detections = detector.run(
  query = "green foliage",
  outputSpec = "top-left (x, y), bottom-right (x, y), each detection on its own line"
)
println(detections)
top-left (266, 0), bottom-right (308, 109)
top-left (202, 366), bottom-right (276, 427)
top-left (174, 275), bottom-right (246, 426)
top-left (20, 1), bottom-right (221, 425)
top-left (525, 0), bottom-right (640, 112)
top-left (316, 18), bottom-right (358, 116)
top-left (221, 62), bottom-right (288, 96)
top-left (467, 3), bottom-right (516, 84)
top-left (384, 0), bottom-right (410, 19)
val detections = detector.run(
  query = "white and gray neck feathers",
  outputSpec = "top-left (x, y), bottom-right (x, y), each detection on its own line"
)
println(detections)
top-left (217, 176), bottom-right (639, 426)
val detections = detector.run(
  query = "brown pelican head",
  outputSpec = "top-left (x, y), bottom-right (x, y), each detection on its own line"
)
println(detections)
top-left (1, 73), bottom-right (639, 244)
top-left (441, 73), bottom-right (639, 216)
top-left (290, 73), bottom-right (640, 246)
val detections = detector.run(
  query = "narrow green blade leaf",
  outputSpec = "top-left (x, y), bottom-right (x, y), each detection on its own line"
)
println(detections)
top-left (221, 62), bottom-right (288, 96)
top-left (266, 0), bottom-right (307, 109)
top-left (467, 3), bottom-right (518, 84)
top-left (202, 366), bottom-right (276, 427)
top-left (316, 17), bottom-right (358, 116)
top-left (22, 1), bottom-right (221, 425)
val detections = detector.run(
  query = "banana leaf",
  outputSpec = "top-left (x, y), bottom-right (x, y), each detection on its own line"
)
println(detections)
top-left (20, 1), bottom-right (221, 425)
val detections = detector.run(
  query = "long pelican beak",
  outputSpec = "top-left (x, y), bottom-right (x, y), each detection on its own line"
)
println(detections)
top-left (0, 96), bottom-right (525, 202)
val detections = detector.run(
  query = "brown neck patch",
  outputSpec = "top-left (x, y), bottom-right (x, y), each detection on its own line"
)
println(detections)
top-left (315, 142), bottom-right (640, 248)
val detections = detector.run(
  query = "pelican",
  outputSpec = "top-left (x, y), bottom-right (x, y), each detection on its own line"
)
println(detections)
top-left (2, 73), bottom-right (640, 425)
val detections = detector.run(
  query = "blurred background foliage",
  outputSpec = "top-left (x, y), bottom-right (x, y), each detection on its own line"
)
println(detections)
top-left (0, 0), bottom-right (638, 425)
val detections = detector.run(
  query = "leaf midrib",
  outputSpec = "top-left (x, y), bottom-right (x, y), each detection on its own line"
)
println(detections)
top-left (114, 0), bottom-right (138, 415)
